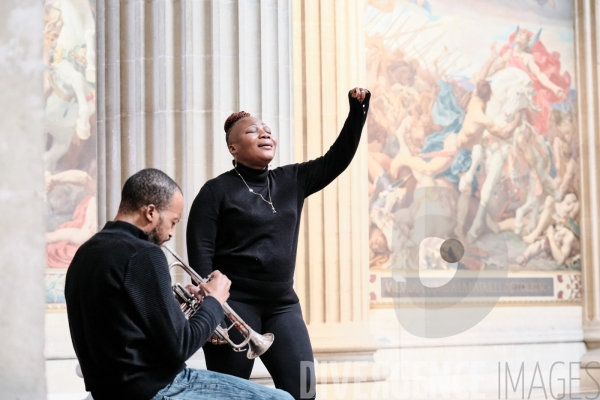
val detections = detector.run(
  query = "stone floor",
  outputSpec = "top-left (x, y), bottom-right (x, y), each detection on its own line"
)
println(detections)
top-left (47, 342), bottom-right (595, 400)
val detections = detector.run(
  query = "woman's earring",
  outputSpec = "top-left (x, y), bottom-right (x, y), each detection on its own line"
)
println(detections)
top-left (234, 156), bottom-right (238, 168)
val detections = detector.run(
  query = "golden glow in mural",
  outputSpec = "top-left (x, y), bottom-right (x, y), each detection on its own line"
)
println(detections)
top-left (44, 0), bottom-right (97, 307)
top-left (366, 0), bottom-right (579, 273)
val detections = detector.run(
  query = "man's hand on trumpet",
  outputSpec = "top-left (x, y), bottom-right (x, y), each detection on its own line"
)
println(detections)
top-left (184, 284), bottom-right (205, 302)
top-left (187, 270), bottom-right (231, 305)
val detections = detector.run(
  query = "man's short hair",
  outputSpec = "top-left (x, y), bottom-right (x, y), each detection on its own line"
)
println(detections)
top-left (119, 168), bottom-right (181, 213)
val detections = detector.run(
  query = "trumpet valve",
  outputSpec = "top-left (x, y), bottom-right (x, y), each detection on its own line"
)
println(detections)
top-left (173, 283), bottom-right (201, 319)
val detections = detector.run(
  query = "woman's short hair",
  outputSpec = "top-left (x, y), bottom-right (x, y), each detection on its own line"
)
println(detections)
top-left (224, 111), bottom-right (251, 144)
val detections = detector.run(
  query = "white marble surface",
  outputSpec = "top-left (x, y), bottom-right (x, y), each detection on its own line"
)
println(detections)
top-left (47, 306), bottom-right (589, 399)
top-left (46, 354), bottom-right (274, 400)
top-left (47, 341), bottom-right (591, 399)
top-left (369, 305), bottom-right (584, 348)
top-left (0, 0), bottom-right (46, 398)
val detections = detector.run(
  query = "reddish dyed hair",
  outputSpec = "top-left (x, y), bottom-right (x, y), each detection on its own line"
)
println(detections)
top-left (224, 111), bottom-right (251, 144)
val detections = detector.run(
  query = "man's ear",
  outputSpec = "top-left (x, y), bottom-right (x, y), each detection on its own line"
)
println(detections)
top-left (143, 204), bottom-right (157, 222)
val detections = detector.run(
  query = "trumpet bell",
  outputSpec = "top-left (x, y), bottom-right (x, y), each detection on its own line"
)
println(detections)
top-left (163, 245), bottom-right (275, 359)
top-left (247, 332), bottom-right (274, 359)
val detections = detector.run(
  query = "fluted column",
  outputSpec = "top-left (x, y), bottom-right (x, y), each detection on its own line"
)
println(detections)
top-left (293, 0), bottom-right (378, 360)
top-left (574, 0), bottom-right (600, 387)
top-left (0, 0), bottom-right (47, 397)
top-left (96, 0), bottom-right (294, 256)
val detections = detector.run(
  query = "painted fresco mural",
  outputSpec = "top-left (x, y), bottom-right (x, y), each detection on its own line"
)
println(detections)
top-left (366, 0), bottom-right (580, 272)
top-left (44, 0), bottom-right (97, 306)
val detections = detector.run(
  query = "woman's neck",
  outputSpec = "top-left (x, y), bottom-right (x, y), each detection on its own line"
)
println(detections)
top-left (234, 160), bottom-right (269, 183)
top-left (236, 159), bottom-right (268, 170)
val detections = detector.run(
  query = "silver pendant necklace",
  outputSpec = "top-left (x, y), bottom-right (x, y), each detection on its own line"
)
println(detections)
top-left (234, 167), bottom-right (276, 213)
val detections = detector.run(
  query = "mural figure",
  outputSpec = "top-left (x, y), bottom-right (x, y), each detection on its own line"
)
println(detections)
top-left (44, 0), bottom-right (96, 173)
top-left (46, 167), bottom-right (97, 268)
top-left (366, 0), bottom-right (578, 271)
top-left (517, 193), bottom-right (580, 268)
top-left (44, 0), bottom-right (97, 305)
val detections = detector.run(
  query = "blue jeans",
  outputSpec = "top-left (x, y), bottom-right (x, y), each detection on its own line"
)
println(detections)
top-left (151, 368), bottom-right (294, 400)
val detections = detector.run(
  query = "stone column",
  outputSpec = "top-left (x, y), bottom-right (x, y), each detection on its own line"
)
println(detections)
top-left (574, 0), bottom-right (600, 387)
top-left (91, 0), bottom-right (294, 384)
top-left (0, 0), bottom-right (47, 398)
top-left (293, 0), bottom-right (379, 362)
top-left (96, 0), bottom-right (294, 256)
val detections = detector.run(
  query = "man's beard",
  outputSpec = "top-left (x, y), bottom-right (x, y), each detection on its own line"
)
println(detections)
top-left (148, 216), bottom-right (164, 245)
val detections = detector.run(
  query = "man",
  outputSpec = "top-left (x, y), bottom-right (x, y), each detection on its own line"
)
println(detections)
top-left (65, 168), bottom-right (291, 400)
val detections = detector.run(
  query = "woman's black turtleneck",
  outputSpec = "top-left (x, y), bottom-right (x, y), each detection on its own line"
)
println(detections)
top-left (187, 92), bottom-right (370, 303)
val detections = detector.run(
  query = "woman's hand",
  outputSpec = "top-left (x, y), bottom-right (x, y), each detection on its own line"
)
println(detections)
top-left (350, 87), bottom-right (370, 103)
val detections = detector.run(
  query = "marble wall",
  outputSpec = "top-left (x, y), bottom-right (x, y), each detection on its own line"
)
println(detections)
top-left (0, 1), bottom-right (47, 398)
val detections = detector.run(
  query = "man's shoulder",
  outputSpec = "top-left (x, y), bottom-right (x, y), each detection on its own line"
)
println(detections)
top-left (91, 228), bottom-right (154, 249)
top-left (66, 232), bottom-right (160, 296)
top-left (72, 229), bottom-right (158, 267)
top-left (128, 242), bottom-right (165, 263)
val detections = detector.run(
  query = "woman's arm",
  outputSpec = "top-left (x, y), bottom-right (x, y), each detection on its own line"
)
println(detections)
top-left (186, 184), bottom-right (220, 278)
top-left (298, 89), bottom-right (370, 197)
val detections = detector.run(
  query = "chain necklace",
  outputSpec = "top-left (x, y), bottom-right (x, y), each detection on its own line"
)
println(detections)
top-left (234, 167), bottom-right (276, 213)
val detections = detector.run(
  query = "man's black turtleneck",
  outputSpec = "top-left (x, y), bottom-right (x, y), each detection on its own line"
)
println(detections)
top-left (187, 93), bottom-right (370, 303)
top-left (65, 220), bottom-right (223, 399)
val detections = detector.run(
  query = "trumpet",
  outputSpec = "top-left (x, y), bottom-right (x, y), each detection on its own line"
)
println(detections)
top-left (163, 245), bottom-right (274, 359)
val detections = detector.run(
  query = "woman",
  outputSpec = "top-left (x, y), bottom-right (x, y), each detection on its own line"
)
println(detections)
top-left (187, 87), bottom-right (370, 400)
